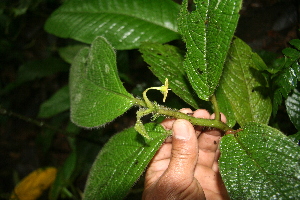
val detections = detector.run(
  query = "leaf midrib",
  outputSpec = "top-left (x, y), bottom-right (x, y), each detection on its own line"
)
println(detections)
top-left (234, 44), bottom-right (258, 122)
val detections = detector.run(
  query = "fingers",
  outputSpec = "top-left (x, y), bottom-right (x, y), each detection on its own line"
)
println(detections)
top-left (161, 108), bottom-right (193, 130)
top-left (144, 108), bottom-right (229, 199)
top-left (160, 108), bottom-right (227, 171)
top-left (162, 119), bottom-right (198, 187)
top-left (193, 109), bottom-right (211, 119)
top-left (210, 113), bottom-right (227, 123)
top-left (195, 110), bottom-right (225, 169)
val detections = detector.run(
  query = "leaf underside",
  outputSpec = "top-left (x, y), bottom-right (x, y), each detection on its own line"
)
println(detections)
top-left (219, 122), bottom-right (300, 199)
top-left (178, 0), bottom-right (242, 100)
top-left (70, 36), bottom-right (134, 128)
top-left (83, 123), bottom-right (168, 200)
top-left (45, 0), bottom-right (180, 50)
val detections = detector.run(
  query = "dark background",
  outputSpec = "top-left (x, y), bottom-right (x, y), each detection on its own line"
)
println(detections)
top-left (0, 0), bottom-right (299, 199)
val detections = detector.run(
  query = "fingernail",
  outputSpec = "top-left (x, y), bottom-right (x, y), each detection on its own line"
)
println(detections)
top-left (173, 120), bottom-right (190, 140)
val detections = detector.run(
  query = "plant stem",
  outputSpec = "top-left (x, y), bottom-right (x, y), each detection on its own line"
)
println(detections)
top-left (134, 98), bottom-right (147, 107)
top-left (142, 87), bottom-right (155, 109)
top-left (135, 84), bottom-right (230, 132)
top-left (210, 94), bottom-right (221, 121)
top-left (156, 107), bottom-right (231, 131)
top-left (0, 106), bottom-right (65, 133)
top-left (134, 96), bottom-right (230, 131)
top-left (0, 106), bottom-right (103, 146)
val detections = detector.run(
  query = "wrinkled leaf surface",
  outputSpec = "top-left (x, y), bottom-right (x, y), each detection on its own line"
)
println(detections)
top-left (178, 0), bottom-right (242, 100)
top-left (83, 123), bottom-right (168, 200)
top-left (219, 122), bottom-right (300, 199)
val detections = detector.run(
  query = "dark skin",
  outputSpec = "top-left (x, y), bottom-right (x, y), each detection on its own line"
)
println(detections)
top-left (143, 108), bottom-right (230, 200)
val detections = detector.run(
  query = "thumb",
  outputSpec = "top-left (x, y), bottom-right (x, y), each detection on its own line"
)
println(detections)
top-left (165, 119), bottom-right (198, 183)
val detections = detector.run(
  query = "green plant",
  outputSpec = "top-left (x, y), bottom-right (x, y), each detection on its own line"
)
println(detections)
top-left (43, 0), bottom-right (300, 199)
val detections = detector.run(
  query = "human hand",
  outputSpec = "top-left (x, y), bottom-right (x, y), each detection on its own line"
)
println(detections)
top-left (142, 108), bottom-right (229, 200)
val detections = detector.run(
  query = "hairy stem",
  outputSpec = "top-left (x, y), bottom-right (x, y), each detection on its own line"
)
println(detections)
top-left (157, 107), bottom-right (231, 131)
top-left (134, 99), bottom-right (231, 131)
top-left (135, 82), bottom-right (231, 136)
top-left (142, 87), bottom-right (156, 109)
top-left (134, 98), bottom-right (147, 107)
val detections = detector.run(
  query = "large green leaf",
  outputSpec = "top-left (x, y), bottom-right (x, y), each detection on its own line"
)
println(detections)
top-left (70, 36), bottom-right (135, 127)
top-left (139, 42), bottom-right (201, 109)
top-left (83, 123), bottom-right (168, 200)
top-left (286, 88), bottom-right (300, 131)
top-left (219, 38), bottom-right (272, 126)
top-left (44, 0), bottom-right (180, 50)
top-left (219, 122), bottom-right (300, 199)
top-left (178, 0), bottom-right (242, 100)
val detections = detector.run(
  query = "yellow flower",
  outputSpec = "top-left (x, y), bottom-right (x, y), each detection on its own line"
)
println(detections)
top-left (160, 78), bottom-right (171, 102)
top-left (11, 167), bottom-right (57, 200)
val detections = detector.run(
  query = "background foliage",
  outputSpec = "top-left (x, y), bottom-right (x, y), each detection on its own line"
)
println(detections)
top-left (0, 0), bottom-right (299, 199)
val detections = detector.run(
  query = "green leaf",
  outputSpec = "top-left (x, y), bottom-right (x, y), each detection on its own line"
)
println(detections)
top-left (289, 39), bottom-right (300, 50)
top-left (282, 47), bottom-right (300, 58)
top-left (272, 39), bottom-right (300, 115)
top-left (219, 38), bottom-right (272, 126)
top-left (286, 88), bottom-right (300, 131)
top-left (58, 44), bottom-right (88, 64)
top-left (83, 123), bottom-right (168, 200)
top-left (178, 0), bottom-right (242, 100)
top-left (38, 85), bottom-right (70, 118)
top-left (70, 36), bottom-right (135, 128)
top-left (44, 0), bottom-right (180, 50)
top-left (139, 42), bottom-right (201, 109)
top-left (219, 122), bottom-right (300, 199)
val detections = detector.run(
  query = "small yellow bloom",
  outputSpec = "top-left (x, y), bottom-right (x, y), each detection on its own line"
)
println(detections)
top-left (160, 78), bottom-right (171, 102)
top-left (11, 167), bottom-right (57, 200)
